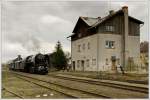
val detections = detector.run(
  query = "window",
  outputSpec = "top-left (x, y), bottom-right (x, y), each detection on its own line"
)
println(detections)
top-left (105, 41), bottom-right (115, 49)
top-left (105, 58), bottom-right (109, 65)
top-left (78, 33), bottom-right (81, 38)
top-left (82, 44), bottom-right (85, 50)
top-left (92, 59), bottom-right (96, 65)
top-left (88, 42), bottom-right (90, 49)
top-left (86, 59), bottom-right (90, 67)
top-left (78, 45), bottom-right (81, 52)
top-left (105, 26), bottom-right (115, 32)
top-left (77, 60), bottom-right (80, 68)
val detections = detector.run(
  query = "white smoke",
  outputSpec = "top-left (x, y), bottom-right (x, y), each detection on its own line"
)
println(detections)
top-left (21, 34), bottom-right (41, 52)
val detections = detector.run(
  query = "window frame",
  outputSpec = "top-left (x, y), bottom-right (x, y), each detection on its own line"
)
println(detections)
top-left (82, 43), bottom-right (85, 50)
top-left (86, 59), bottom-right (90, 67)
top-left (78, 33), bottom-right (81, 38)
top-left (92, 59), bottom-right (96, 65)
top-left (78, 45), bottom-right (81, 52)
top-left (105, 41), bottom-right (115, 49)
top-left (87, 42), bottom-right (90, 49)
top-left (105, 25), bottom-right (115, 32)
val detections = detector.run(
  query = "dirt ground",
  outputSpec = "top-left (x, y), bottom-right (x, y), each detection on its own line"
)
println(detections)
top-left (2, 70), bottom-right (69, 99)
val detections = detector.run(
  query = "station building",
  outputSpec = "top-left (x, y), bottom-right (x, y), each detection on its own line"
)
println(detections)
top-left (68, 6), bottom-right (144, 72)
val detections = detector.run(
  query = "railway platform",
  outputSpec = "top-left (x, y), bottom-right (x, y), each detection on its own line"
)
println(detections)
top-left (50, 71), bottom-right (148, 84)
top-left (55, 74), bottom-right (148, 89)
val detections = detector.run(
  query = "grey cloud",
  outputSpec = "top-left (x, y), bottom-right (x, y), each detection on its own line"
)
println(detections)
top-left (2, 0), bottom-right (148, 63)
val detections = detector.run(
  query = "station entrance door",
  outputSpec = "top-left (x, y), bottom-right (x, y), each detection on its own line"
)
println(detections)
top-left (81, 60), bottom-right (85, 71)
top-left (72, 61), bottom-right (75, 71)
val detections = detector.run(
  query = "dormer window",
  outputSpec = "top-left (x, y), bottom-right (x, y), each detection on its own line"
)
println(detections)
top-left (105, 25), bottom-right (115, 32)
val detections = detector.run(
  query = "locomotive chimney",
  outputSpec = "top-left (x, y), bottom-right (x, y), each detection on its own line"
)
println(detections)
top-left (17, 55), bottom-right (22, 60)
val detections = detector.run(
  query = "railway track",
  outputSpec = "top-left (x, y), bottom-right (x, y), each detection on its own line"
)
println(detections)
top-left (2, 87), bottom-right (24, 98)
top-left (11, 72), bottom-right (110, 98)
top-left (48, 74), bottom-right (148, 94)
top-left (14, 75), bottom-right (77, 98)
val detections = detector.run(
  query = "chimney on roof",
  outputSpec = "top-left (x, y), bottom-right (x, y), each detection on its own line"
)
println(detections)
top-left (17, 55), bottom-right (22, 60)
top-left (122, 6), bottom-right (128, 13)
top-left (109, 10), bottom-right (114, 15)
top-left (121, 5), bottom-right (129, 69)
top-left (97, 17), bottom-right (101, 19)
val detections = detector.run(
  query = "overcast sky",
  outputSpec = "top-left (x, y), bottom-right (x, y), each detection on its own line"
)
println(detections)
top-left (1, 0), bottom-right (149, 63)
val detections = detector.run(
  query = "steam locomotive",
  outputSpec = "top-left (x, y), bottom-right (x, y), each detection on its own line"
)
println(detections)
top-left (8, 53), bottom-right (49, 74)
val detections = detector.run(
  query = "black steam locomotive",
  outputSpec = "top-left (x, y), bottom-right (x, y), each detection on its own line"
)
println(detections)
top-left (8, 53), bottom-right (49, 74)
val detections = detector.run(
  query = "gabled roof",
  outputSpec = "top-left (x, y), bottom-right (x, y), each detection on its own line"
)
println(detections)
top-left (90, 9), bottom-right (144, 29)
top-left (67, 17), bottom-right (100, 38)
top-left (67, 7), bottom-right (144, 38)
top-left (90, 9), bottom-right (123, 28)
top-left (80, 17), bottom-right (100, 26)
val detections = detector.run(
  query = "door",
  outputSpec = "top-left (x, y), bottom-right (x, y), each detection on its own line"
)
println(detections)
top-left (72, 61), bottom-right (75, 71)
top-left (111, 56), bottom-right (117, 72)
top-left (81, 60), bottom-right (84, 71)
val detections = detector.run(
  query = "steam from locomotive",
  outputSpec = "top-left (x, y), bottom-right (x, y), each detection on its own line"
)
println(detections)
top-left (8, 53), bottom-right (49, 75)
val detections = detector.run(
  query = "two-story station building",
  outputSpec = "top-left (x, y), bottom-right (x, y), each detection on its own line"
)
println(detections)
top-left (68, 6), bottom-right (144, 72)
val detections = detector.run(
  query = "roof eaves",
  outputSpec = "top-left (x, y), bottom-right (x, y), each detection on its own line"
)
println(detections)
top-left (67, 33), bottom-right (76, 38)
top-left (72, 17), bottom-right (81, 33)
top-left (129, 16), bottom-right (144, 24)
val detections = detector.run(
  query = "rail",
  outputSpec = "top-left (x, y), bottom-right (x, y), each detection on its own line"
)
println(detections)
top-left (2, 87), bottom-right (24, 98)
top-left (11, 72), bottom-right (110, 98)
top-left (48, 74), bottom-right (148, 94)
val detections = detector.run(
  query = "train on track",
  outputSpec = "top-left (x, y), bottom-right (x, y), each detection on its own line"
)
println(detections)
top-left (8, 53), bottom-right (49, 75)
